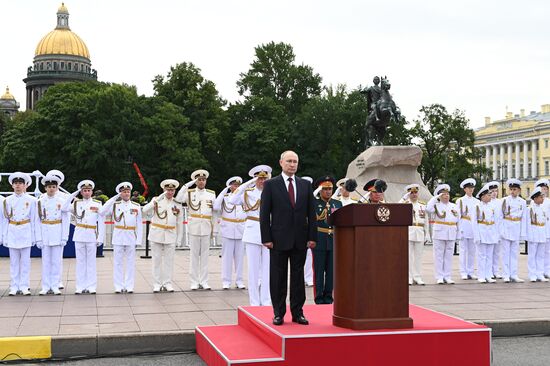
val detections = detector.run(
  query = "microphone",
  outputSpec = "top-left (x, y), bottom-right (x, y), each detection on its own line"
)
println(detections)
top-left (344, 179), bottom-right (370, 203)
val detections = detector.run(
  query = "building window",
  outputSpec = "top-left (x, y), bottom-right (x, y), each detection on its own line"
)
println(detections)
top-left (68, 63), bottom-right (71, 71)
top-left (53, 62), bottom-right (57, 70)
top-left (546, 161), bottom-right (549, 176)
top-left (528, 163), bottom-right (532, 176)
top-left (545, 139), bottom-right (549, 149)
top-left (40, 62), bottom-right (43, 70)
top-left (61, 62), bottom-right (64, 69)
top-left (47, 62), bottom-right (51, 70)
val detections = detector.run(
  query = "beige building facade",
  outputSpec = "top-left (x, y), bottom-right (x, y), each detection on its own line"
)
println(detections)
top-left (475, 105), bottom-right (550, 197)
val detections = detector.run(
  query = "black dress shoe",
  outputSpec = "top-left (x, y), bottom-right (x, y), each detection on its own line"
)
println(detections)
top-left (273, 316), bottom-right (284, 326)
top-left (292, 315), bottom-right (309, 325)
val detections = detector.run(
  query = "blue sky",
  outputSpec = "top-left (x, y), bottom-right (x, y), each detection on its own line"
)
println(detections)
top-left (2, 0), bottom-right (549, 128)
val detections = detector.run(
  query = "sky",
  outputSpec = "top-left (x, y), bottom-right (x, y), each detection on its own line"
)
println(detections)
top-left (2, 0), bottom-right (549, 129)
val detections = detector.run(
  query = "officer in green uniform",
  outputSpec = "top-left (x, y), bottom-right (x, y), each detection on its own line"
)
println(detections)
top-left (313, 176), bottom-right (342, 304)
top-left (362, 178), bottom-right (387, 203)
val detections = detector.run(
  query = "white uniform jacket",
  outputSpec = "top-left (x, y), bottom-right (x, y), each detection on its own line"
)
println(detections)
top-left (62, 197), bottom-right (106, 243)
top-left (476, 202), bottom-right (499, 244)
top-left (142, 196), bottom-right (183, 245)
top-left (339, 196), bottom-right (359, 207)
top-left (37, 195), bottom-right (70, 246)
top-left (177, 187), bottom-right (216, 237)
top-left (214, 189), bottom-right (246, 240)
top-left (499, 196), bottom-right (528, 241)
top-left (2, 193), bottom-right (41, 248)
top-left (228, 186), bottom-right (262, 245)
top-left (426, 197), bottom-right (460, 241)
top-left (400, 198), bottom-right (430, 242)
top-left (456, 195), bottom-right (478, 240)
top-left (541, 197), bottom-right (550, 239)
top-left (528, 203), bottom-right (548, 243)
top-left (100, 197), bottom-right (143, 246)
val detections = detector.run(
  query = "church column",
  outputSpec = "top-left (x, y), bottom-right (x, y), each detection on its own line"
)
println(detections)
top-left (507, 143), bottom-right (513, 180)
top-left (532, 140), bottom-right (538, 178)
top-left (523, 141), bottom-right (529, 179)
top-left (515, 142), bottom-right (521, 178)
top-left (485, 147), bottom-right (490, 172)
top-left (499, 144), bottom-right (505, 180)
top-left (492, 145), bottom-right (498, 180)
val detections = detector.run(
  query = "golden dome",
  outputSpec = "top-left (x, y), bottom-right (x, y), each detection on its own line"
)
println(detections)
top-left (1, 87), bottom-right (15, 100)
top-left (35, 28), bottom-right (90, 59)
top-left (58, 3), bottom-right (69, 14)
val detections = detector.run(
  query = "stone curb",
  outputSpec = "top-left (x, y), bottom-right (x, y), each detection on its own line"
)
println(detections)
top-left (478, 319), bottom-right (550, 337)
top-left (50, 331), bottom-right (196, 359)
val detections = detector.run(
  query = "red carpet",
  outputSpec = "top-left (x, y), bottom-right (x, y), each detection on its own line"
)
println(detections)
top-left (196, 304), bottom-right (491, 366)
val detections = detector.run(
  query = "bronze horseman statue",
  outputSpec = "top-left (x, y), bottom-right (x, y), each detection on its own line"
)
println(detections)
top-left (361, 76), bottom-right (401, 147)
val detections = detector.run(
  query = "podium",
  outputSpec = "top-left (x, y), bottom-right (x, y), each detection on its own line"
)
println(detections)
top-left (328, 203), bottom-right (413, 330)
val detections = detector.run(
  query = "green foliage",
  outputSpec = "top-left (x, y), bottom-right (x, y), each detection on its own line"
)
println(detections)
top-left (411, 104), bottom-right (490, 195)
top-left (237, 42), bottom-right (322, 118)
top-left (0, 82), bottom-right (204, 196)
top-left (152, 62), bottom-right (229, 189)
top-left (294, 86), bottom-right (367, 179)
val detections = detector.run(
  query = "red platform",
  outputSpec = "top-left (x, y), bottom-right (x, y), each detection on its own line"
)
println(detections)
top-left (196, 304), bottom-right (491, 366)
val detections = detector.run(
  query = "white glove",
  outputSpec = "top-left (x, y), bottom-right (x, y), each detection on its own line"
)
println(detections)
top-left (313, 186), bottom-right (322, 197)
top-left (61, 240), bottom-right (67, 247)
top-left (245, 177), bottom-right (258, 187)
top-left (185, 179), bottom-right (197, 188)
top-left (96, 242), bottom-right (103, 247)
top-left (35, 241), bottom-right (43, 249)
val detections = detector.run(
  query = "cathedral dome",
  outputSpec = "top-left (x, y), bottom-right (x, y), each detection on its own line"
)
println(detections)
top-left (34, 3), bottom-right (90, 59)
top-left (35, 29), bottom-right (90, 59)
top-left (0, 86), bottom-right (15, 101)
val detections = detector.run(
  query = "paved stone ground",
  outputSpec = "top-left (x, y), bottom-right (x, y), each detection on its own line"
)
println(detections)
top-left (0, 244), bottom-right (548, 337)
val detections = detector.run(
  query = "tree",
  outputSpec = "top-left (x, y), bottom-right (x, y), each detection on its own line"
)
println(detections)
top-left (383, 115), bottom-right (414, 146)
top-left (411, 104), bottom-right (490, 195)
top-left (237, 42), bottom-right (322, 118)
top-left (227, 96), bottom-right (289, 176)
top-left (293, 86), bottom-right (368, 179)
top-left (0, 82), bottom-right (205, 195)
top-left (153, 62), bottom-right (229, 188)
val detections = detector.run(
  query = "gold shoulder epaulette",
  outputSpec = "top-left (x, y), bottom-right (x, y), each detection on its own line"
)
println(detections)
top-left (419, 200), bottom-right (426, 205)
top-left (131, 201), bottom-right (140, 206)
top-left (207, 189), bottom-right (215, 194)
top-left (93, 199), bottom-right (102, 203)
top-left (246, 187), bottom-right (255, 191)
top-left (188, 188), bottom-right (196, 192)
top-left (351, 197), bottom-right (359, 201)
top-left (224, 193), bottom-right (229, 197)
top-left (74, 198), bottom-right (82, 202)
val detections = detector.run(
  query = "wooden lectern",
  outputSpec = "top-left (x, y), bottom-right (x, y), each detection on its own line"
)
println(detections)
top-left (328, 203), bottom-right (414, 330)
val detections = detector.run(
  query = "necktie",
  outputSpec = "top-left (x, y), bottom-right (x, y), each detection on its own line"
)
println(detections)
top-left (288, 177), bottom-right (295, 208)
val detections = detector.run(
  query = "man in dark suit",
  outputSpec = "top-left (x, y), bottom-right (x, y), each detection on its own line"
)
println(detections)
top-left (260, 150), bottom-right (317, 326)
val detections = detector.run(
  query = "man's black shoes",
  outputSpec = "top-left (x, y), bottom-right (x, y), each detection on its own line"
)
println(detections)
top-left (292, 315), bottom-right (309, 325)
top-left (273, 316), bottom-right (284, 326)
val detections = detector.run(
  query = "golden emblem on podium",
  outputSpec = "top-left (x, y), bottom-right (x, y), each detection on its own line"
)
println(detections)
top-left (375, 205), bottom-right (391, 223)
